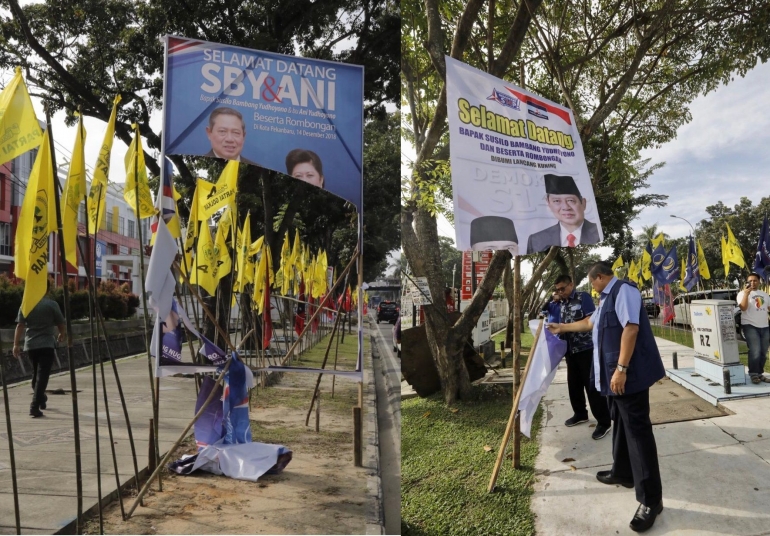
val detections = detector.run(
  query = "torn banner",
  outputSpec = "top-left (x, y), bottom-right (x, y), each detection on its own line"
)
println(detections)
top-left (151, 297), bottom-right (229, 377)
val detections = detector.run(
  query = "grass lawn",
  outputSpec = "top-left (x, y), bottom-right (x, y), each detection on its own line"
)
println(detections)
top-left (491, 328), bottom-right (535, 353)
top-left (402, 385), bottom-right (542, 536)
top-left (651, 325), bottom-right (770, 372)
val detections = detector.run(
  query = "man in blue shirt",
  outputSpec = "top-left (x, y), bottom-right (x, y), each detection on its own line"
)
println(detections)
top-left (552, 274), bottom-right (611, 440)
top-left (548, 261), bottom-right (665, 533)
top-left (541, 291), bottom-right (561, 323)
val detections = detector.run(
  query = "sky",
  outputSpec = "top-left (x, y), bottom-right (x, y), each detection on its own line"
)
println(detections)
top-left (401, 59), bottom-right (770, 277)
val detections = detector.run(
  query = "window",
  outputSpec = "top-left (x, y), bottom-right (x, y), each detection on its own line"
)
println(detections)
top-left (128, 219), bottom-right (135, 238)
top-left (119, 216), bottom-right (125, 235)
top-left (106, 211), bottom-right (113, 232)
top-left (0, 222), bottom-right (11, 256)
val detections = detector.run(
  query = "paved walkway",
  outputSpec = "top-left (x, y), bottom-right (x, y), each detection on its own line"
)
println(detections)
top-left (533, 337), bottom-right (770, 535)
top-left (0, 353), bottom-right (197, 534)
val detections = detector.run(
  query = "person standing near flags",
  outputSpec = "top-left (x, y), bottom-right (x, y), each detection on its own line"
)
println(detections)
top-left (737, 272), bottom-right (770, 384)
top-left (13, 280), bottom-right (66, 418)
top-left (548, 261), bottom-right (665, 533)
top-left (552, 274), bottom-right (612, 440)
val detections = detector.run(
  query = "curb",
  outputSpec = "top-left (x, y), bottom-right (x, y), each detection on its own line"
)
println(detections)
top-left (364, 320), bottom-right (385, 535)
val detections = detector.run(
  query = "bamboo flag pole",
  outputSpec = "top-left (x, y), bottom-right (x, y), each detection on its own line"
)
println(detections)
top-left (511, 255), bottom-right (522, 468)
top-left (278, 247), bottom-right (359, 367)
top-left (305, 300), bottom-right (346, 426)
top-left (46, 111), bottom-right (84, 533)
top-left (488, 319), bottom-right (544, 493)
top-left (89, 185), bottom-right (104, 534)
top-left (0, 336), bottom-right (20, 534)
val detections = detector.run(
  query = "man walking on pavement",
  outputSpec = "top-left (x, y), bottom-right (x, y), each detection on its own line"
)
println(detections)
top-left (552, 274), bottom-right (611, 440)
top-left (548, 261), bottom-right (665, 533)
top-left (13, 280), bottom-right (66, 418)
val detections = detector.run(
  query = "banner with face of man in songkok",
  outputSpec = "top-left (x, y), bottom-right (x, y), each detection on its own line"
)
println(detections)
top-left (161, 35), bottom-right (364, 210)
top-left (446, 57), bottom-right (603, 254)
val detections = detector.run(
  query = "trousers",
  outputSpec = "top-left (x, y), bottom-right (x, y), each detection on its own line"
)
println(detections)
top-left (566, 349), bottom-right (610, 426)
top-left (29, 347), bottom-right (55, 410)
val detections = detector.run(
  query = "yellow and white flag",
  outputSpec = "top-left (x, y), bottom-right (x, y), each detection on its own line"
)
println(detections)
top-left (198, 160), bottom-right (239, 220)
top-left (87, 95), bottom-right (121, 232)
top-left (61, 115), bottom-right (86, 267)
top-left (0, 67), bottom-right (43, 166)
top-left (14, 130), bottom-right (57, 316)
top-left (124, 124), bottom-right (155, 219)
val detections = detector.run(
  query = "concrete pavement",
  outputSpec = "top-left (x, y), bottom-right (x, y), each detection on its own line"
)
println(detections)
top-left (0, 353), bottom-right (197, 534)
top-left (533, 337), bottom-right (770, 535)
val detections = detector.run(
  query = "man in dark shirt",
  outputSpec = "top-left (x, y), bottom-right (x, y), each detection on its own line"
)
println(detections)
top-left (553, 274), bottom-right (611, 440)
top-left (13, 282), bottom-right (66, 418)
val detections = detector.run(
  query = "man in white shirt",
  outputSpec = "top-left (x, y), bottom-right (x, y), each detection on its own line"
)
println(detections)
top-left (737, 272), bottom-right (770, 384)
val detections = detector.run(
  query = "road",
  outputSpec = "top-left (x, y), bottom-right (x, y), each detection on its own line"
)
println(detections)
top-left (370, 317), bottom-right (401, 535)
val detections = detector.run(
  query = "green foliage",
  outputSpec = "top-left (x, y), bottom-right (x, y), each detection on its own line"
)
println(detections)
top-left (438, 236), bottom-right (463, 288)
top-left (0, 275), bottom-right (23, 327)
top-left (402, 385), bottom-right (543, 536)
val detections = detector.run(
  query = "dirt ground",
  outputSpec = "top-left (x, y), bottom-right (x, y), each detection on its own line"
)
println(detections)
top-left (83, 342), bottom-right (368, 535)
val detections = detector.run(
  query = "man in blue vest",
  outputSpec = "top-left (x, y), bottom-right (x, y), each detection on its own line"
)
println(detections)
top-left (552, 274), bottom-right (611, 440)
top-left (548, 261), bottom-right (665, 533)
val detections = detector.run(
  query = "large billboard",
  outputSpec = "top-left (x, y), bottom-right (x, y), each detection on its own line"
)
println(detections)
top-left (162, 36), bottom-right (364, 209)
top-left (446, 57), bottom-right (603, 254)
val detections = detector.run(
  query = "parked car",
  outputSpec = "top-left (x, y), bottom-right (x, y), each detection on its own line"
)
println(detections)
top-left (643, 297), bottom-right (660, 318)
top-left (670, 288), bottom-right (740, 329)
top-left (376, 301), bottom-right (399, 324)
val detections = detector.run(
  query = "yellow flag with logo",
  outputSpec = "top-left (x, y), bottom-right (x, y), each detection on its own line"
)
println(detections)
top-left (725, 223), bottom-right (746, 269)
top-left (124, 124), bottom-right (155, 219)
top-left (721, 235), bottom-right (730, 277)
top-left (198, 160), bottom-right (239, 219)
top-left (14, 130), bottom-right (58, 316)
top-left (87, 95), bottom-right (121, 232)
top-left (0, 67), bottom-right (43, 166)
top-left (213, 222), bottom-right (231, 282)
top-left (696, 240), bottom-right (710, 280)
top-left (189, 222), bottom-right (218, 295)
top-left (234, 212), bottom-right (251, 292)
top-left (280, 231), bottom-right (292, 295)
top-left (611, 256), bottom-right (624, 278)
top-left (61, 115), bottom-right (86, 267)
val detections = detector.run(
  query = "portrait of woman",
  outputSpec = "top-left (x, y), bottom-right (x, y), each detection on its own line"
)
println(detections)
top-left (285, 148), bottom-right (325, 189)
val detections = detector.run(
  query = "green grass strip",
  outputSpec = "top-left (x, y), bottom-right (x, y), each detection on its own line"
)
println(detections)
top-left (402, 385), bottom-right (542, 536)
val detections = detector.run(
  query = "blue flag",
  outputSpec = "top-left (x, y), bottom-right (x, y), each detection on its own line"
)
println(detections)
top-left (683, 235), bottom-right (699, 291)
top-left (754, 215), bottom-right (770, 282)
top-left (652, 246), bottom-right (678, 285)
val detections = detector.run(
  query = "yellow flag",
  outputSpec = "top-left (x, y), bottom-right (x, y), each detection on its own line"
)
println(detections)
top-left (641, 247), bottom-right (652, 281)
top-left (213, 222), bottom-right (231, 282)
top-left (189, 222), bottom-right (218, 295)
top-left (696, 240), bottom-right (710, 280)
top-left (679, 259), bottom-right (687, 292)
top-left (611, 256), bottom-right (624, 278)
top-left (123, 124), bottom-right (155, 219)
top-left (14, 130), bottom-right (57, 316)
top-left (218, 206), bottom-right (234, 248)
top-left (198, 160), bottom-right (239, 219)
top-left (280, 231), bottom-right (292, 295)
top-left (253, 244), bottom-right (274, 313)
top-left (721, 234), bottom-right (730, 278)
top-left (313, 250), bottom-right (328, 298)
top-left (651, 233), bottom-right (665, 249)
top-left (183, 186), bottom-right (200, 255)
top-left (234, 212), bottom-right (251, 292)
top-left (87, 95), bottom-right (121, 232)
top-left (290, 229), bottom-right (301, 272)
top-left (725, 223), bottom-right (746, 269)
top-left (628, 259), bottom-right (638, 283)
top-left (0, 67), bottom-right (43, 166)
top-left (61, 115), bottom-right (86, 267)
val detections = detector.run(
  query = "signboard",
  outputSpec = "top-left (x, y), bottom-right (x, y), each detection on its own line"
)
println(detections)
top-left (95, 240), bottom-right (106, 277)
top-left (400, 294), bottom-right (414, 330)
top-left (409, 276), bottom-right (433, 306)
top-left (461, 250), bottom-right (493, 301)
top-left (446, 57), bottom-right (603, 254)
top-left (690, 300), bottom-right (740, 365)
top-left (162, 36), bottom-right (364, 209)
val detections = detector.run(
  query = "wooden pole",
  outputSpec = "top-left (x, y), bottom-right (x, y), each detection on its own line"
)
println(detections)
top-left (512, 256), bottom-right (522, 468)
top-left (353, 406), bottom-right (362, 467)
top-left (89, 184), bottom-right (104, 534)
top-left (305, 303), bottom-right (345, 425)
top-left (0, 335), bottom-right (21, 534)
top-left (488, 319), bottom-right (544, 492)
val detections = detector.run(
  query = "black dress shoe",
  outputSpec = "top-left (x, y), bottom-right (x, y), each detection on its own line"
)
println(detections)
top-left (596, 470), bottom-right (634, 488)
top-left (630, 501), bottom-right (663, 532)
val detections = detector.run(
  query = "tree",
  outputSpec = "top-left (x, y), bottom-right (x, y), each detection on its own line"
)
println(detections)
top-left (402, 0), bottom-right (770, 404)
top-left (0, 0), bottom-right (400, 284)
top-left (438, 236), bottom-right (462, 289)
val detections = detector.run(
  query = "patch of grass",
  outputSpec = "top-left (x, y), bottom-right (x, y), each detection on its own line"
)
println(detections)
top-left (651, 325), bottom-right (769, 372)
top-left (401, 385), bottom-right (542, 536)
top-left (491, 329), bottom-right (535, 355)
top-left (251, 421), bottom-right (351, 456)
top-left (296, 328), bottom-right (368, 371)
top-left (256, 383), bottom-right (357, 415)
